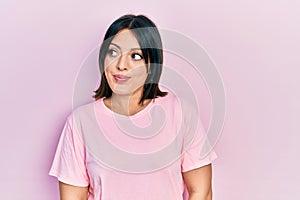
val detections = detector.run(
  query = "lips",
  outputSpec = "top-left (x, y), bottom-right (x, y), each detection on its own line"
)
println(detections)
top-left (113, 74), bottom-right (130, 83)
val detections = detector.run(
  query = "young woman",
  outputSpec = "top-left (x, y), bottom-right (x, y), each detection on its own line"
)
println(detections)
top-left (49, 14), bottom-right (217, 200)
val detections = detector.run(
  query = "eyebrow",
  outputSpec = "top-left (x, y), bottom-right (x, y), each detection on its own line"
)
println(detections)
top-left (110, 43), bottom-right (141, 51)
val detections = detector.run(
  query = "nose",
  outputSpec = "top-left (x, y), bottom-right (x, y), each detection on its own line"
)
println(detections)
top-left (116, 54), bottom-right (128, 71)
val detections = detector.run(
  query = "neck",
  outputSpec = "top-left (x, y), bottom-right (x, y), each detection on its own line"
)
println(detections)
top-left (105, 89), bottom-right (150, 116)
top-left (111, 93), bottom-right (140, 113)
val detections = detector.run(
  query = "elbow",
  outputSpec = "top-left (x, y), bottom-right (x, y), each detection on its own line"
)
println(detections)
top-left (207, 188), bottom-right (212, 200)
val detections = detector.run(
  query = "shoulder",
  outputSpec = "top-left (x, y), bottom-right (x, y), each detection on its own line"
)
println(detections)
top-left (155, 91), bottom-right (197, 113)
top-left (156, 91), bottom-right (201, 127)
top-left (154, 91), bottom-right (180, 106)
top-left (66, 100), bottom-right (98, 124)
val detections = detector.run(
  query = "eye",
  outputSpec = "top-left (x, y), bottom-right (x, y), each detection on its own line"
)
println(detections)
top-left (131, 53), bottom-right (143, 61)
top-left (107, 49), bottom-right (118, 57)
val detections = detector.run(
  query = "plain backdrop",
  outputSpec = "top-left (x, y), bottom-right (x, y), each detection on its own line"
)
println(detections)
top-left (0, 0), bottom-right (299, 199)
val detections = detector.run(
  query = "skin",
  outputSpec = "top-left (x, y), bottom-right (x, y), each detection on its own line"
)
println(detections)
top-left (103, 29), bottom-right (151, 115)
top-left (59, 182), bottom-right (88, 200)
top-left (182, 164), bottom-right (213, 200)
top-left (58, 28), bottom-right (213, 200)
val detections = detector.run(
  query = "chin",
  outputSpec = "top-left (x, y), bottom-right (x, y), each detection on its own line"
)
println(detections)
top-left (112, 85), bottom-right (144, 97)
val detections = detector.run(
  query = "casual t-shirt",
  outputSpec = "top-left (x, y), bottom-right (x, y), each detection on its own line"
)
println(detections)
top-left (49, 93), bottom-right (217, 200)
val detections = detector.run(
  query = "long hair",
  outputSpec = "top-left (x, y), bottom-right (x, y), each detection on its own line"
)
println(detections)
top-left (93, 14), bottom-right (167, 105)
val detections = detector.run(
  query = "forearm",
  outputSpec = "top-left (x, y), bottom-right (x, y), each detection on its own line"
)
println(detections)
top-left (188, 189), bottom-right (212, 200)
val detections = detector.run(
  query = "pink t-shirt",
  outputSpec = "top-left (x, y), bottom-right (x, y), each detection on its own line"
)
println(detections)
top-left (49, 93), bottom-right (217, 200)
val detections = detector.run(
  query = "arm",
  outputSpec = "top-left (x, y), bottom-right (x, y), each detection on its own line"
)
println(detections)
top-left (59, 181), bottom-right (89, 200)
top-left (182, 164), bottom-right (213, 200)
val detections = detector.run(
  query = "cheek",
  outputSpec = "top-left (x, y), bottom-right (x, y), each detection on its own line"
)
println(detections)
top-left (131, 67), bottom-right (148, 86)
top-left (130, 64), bottom-right (148, 76)
top-left (103, 63), bottom-right (114, 88)
top-left (104, 58), bottom-right (111, 72)
top-left (104, 59), bottom-right (116, 83)
top-left (104, 56), bottom-right (118, 71)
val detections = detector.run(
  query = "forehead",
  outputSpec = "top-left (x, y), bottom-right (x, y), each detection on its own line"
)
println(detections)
top-left (110, 29), bottom-right (141, 51)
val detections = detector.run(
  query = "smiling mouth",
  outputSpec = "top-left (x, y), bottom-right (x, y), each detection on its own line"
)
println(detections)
top-left (113, 74), bottom-right (130, 83)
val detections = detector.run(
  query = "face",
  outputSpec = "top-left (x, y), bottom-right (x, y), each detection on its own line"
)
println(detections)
top-left (104, 29), bottom-right (148, 97)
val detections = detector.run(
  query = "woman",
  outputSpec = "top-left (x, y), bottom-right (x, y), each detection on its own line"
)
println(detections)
top-left (49, 14), bottom-right (217, 200)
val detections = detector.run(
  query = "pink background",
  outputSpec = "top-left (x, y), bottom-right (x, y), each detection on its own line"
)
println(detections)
top-left (1, 0), bottom-right (299, 199)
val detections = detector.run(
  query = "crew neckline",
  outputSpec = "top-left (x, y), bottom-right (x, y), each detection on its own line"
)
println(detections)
top-left (95, 98), bottom-right (157, 119)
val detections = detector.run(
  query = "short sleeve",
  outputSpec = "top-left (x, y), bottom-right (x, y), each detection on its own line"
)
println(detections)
top-left (49, 115), bottom-right (90, 186)
top-left (180, 104), bottom-right (218, 172)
